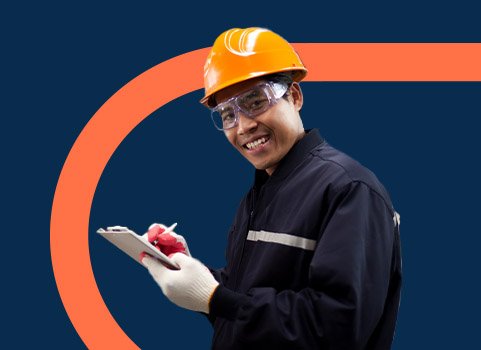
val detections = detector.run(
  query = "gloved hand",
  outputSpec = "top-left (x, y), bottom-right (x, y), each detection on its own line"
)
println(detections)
top-left (144, 223), bottom-right (191, 257)
top-left (142, 253), bottom-right (219, 314)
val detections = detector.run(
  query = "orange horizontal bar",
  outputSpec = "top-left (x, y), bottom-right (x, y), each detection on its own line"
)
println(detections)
top-left (294, 43), bottom-right (481, 81)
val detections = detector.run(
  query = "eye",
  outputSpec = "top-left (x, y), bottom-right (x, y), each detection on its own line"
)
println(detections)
top-left (240, 91), bottom-right (269, 111)
top-left (220, 110), bottom-right (235, 123)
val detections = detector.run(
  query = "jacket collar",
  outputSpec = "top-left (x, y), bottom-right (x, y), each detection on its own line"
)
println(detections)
top-left (254, 129), bottom-right (324, 187)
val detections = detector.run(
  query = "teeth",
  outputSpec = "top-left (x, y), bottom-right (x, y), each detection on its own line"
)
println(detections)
top-left (246, 137), bottom-right (267, 150)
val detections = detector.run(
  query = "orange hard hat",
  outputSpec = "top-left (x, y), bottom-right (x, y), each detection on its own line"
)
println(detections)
top-left (200, 27), bottom-right (307, 107)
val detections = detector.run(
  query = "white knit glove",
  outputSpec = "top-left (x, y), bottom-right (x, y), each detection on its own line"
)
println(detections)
top-left (142, 253), bottom-right (219, 314)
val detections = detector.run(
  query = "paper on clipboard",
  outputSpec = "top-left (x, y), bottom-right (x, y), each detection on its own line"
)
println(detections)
top-left (97, 226), bottom-right (180, 270)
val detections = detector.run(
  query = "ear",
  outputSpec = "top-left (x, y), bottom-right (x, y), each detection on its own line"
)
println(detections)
top-left (289, 82), bottom-right (303, 111)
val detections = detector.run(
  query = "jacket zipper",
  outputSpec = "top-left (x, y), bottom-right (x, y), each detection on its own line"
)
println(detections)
top-left (233, 187), bottom-right (256, 291)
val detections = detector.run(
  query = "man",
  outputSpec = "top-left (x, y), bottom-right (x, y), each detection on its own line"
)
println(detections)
top-left (142, 27), bottom-right (402, 349)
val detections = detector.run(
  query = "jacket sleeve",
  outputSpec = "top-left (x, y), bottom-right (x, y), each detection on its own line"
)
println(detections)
top-left (209, 181), bottom-right (399, 349)
top-left (204, 267), bottom-right (227, 324)
top-left (210, 267), bottom-right (228, 285)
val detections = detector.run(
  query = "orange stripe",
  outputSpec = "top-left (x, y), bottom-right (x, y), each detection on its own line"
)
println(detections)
top-left (294, 43), bottom-right (481, 81)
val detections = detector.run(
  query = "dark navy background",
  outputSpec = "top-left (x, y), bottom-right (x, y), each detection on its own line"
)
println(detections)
top-left (4, 1), bottom-right (480, 348)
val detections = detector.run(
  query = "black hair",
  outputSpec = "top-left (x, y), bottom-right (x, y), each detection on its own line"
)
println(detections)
top-left (264, 72), bottom-right (293, 85)
top-left (265, 72), bottom-right (294, 100)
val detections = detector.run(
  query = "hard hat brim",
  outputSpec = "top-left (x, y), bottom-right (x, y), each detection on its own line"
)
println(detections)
top-left (200, 68), bottom-right (307, 107)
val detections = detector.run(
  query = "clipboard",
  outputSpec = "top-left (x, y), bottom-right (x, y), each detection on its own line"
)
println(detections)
top-left (97, 226), bottom-right (180, 270)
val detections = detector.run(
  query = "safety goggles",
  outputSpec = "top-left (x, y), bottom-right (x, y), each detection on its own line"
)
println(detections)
top-left (210, 81), bottom-right (289, 131)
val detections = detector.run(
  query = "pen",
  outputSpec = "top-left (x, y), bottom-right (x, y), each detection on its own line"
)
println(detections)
top-left (163, 222), bottom-right (178, 235)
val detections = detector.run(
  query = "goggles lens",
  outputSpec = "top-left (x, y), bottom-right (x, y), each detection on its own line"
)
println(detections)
top-left (211, 82), bottom-right (288, 130)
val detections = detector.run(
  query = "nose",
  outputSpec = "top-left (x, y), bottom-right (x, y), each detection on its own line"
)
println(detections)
top-left (237, 112), bottom-right (257, 135)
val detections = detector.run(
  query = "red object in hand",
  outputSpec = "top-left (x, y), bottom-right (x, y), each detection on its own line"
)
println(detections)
top-left (147, 225), bottom-right (165, 243)
top-left (156, 233), bottom-right (187, 257)
top-left (145, 223), bottom-right (188, 258)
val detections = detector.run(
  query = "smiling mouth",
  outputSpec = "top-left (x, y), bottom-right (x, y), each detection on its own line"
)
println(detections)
top-left (243, 136), bottom-right (270, 150)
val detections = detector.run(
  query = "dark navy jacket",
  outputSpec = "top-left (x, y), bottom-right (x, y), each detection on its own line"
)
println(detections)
top-left (209, 129), bottom-right (402, 349)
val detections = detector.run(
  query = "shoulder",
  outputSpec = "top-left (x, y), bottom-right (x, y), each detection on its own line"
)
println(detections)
top-left (302, 141), bottom-right (393, 208)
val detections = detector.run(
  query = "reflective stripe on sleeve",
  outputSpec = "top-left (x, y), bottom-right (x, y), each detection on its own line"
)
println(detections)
top-left (393, 211), bottom-right (401, 226)
top-left (247, 230), bottom-right (317, 251)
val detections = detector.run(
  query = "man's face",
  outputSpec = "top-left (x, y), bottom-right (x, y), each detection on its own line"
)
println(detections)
top-left (215, 77), bottom-right (305, 175)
